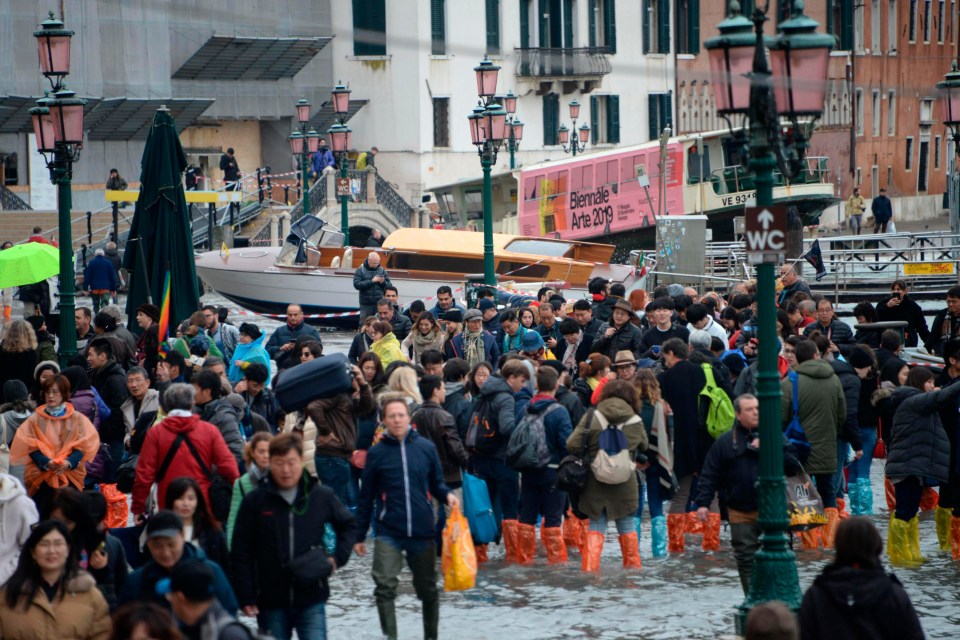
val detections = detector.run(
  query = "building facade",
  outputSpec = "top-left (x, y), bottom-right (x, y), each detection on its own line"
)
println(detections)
top-left (0, 1), bottom-right (335, 212)
top-left (331, 0), bottom-right (675, 207)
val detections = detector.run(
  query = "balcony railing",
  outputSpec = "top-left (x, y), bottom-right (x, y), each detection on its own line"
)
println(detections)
top-left (515, 47), bottom-right (612, 78)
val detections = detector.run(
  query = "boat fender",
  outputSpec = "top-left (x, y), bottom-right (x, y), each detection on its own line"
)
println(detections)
top-left (342, 247), bottom-right (353, 270)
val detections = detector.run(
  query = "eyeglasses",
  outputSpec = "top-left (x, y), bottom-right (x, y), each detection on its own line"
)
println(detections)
top-left (37, 540), bottom-right (68, 550)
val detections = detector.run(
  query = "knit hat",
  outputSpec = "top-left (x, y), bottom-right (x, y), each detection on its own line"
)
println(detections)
top-left (137, 303), bottom-right (160, 323)
top-left (478, 298), bottom-right (496, 312)
top-left (846, 348), bottom-right (875, 370)
top-left (33, 360), bottom-right (60, 381)
top-left (2, 380), bottom-right (29, 403)
top-left (238, 322), bottom-right (262, 339)
top-left (25, 315), bottom-right (45, 334)
top-left (520, 331), bottom-right (545, 353)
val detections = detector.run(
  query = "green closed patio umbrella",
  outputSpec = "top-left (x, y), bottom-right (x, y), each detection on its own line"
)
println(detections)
top-left (0, 242), bottom-right (60, 289)
top-left (123, 108), bottom-right (199, 330)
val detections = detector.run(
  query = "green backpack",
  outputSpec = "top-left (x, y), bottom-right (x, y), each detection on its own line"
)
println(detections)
top-left (700, 363), bottom-right (735, 439)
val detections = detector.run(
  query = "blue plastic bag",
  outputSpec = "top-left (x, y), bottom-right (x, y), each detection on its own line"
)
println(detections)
top-left (462, 472), bottom-right (498, 544)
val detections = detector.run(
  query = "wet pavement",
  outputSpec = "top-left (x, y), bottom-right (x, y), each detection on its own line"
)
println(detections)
top-left (199, 293), bottom-right (960, 639)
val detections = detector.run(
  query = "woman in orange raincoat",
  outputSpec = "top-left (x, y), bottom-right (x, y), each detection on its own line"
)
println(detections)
top-left (9, 374), bottom-right (99, 510)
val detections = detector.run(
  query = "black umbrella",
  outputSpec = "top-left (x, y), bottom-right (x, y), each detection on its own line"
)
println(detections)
top-left (123, 108), bottom-right (199, 329)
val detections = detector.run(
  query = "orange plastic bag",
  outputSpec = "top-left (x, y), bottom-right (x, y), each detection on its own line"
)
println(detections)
top-left (441, 505), bottom-right (477, 592)
top-left (99, 483), bottom-right (129, 529)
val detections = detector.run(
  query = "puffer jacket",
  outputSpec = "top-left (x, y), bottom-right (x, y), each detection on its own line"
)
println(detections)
top-left (589, 321), bottom-right (644, 360)
top-left (443, 381), bottom-right (473, 440)
top-left (356, 428), bottom-right (451, 542)
top-left (90, 361), bottom-right (129, 443)
top-left (886, 382), bottom-right (960, 483)
top-left (264, 322), bottom-right (322, 371)
top-left (120, 543), bottom-right (237, 615)
top-left (0, 571), bottom-right (110, 640)
top-left (198, 398), bottom-right (245, 469)
top-left (803, 319), bottom-right (856, 357)
top-left (566, 397), bottom-right (648, 521)
top-left (0, 475), bottom-right (38, 586)
top-left (472, 375), bottom-right (519, 461)
top-left (306, 384), bottom-right (375, 460)
top-left (780, 360), bottom-right (846, 475)
top-left (353, 260), bottom-right (392, 306)
top-left (556, 384), bottom-right (586, 426)
top-left (830, 359), bottom-right (863, 451)
top-left (412, 401), bottom-right (468, 486)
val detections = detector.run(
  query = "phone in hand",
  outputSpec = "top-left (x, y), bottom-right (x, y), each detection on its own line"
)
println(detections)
top-left (651, 345), bottom-right (661, 357)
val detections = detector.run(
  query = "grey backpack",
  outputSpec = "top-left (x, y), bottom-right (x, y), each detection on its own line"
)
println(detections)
top-left (505, 403), bottom-right (564, 471)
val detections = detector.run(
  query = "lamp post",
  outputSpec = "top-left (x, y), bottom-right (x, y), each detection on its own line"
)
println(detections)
top-left (289, 98), bottom-right (317, 207)
top-left (30, 12), bottom-right (86, 367)
top-left (468, 58), bottom-right (508, 285)
top-left (705, 1), bottom-right (832, 630)
top-left (328, 83), bottom-right (352, 246)
top-left (558, 99), bottom-right (590, 156)
top-left (500, 90), bottom-right (524, 169)
top-left (936, 62), bottom-right (960, 235)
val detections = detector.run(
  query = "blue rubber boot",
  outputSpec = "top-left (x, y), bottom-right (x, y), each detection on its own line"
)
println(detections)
top-left (858, 478), bottom-right (874, 515)
top-left (634, 516), bottom-right (642, 540)
top-left (650, 515), bottom-right (668, 558)
top-left (848, 479), bottom-right (862, 515)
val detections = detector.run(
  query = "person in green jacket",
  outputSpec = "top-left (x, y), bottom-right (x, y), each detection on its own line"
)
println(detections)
top-left (226, 432), bottom-right (272, 549)
top-left (781, 339), bottom-right (847, 550)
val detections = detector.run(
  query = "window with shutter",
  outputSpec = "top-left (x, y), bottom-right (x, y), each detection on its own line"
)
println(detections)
top-left (486, 0), bottom-right (501, 55)
top-left (660, 93), bottom-right (673, 132)
top-left (520, 0), bottom-right (530, 48)
top-left (433, 98), bottom-right (450, 147)
top-left (589, 0), bottom-right (597, 47)
top-left (607, 95), bottom-right (621, 144)
top-left (605, 0), bottom-right (617, 53)
top-left (676, 0), bottom-right (700, 54)
top-left (353, 0), bottom-right (387, 56)
top-left (563, 0), bottom-right (574, 48)
top-left (591, 96), bottom-right (600, 139)
top-left (539, 0), bottom-right (548, 47)
top-left (431, 0), bottom-right (446, 55)
top-left (648, 93), bottom-right (671, 140)
top-left (658, 0), bottom-right (671, 53)
top-left (648, 94), bottom-right (661, 141)
top-left (643, 0), bottom-right (651, 53)
top-left (544, 93), bottom-right (560, 145)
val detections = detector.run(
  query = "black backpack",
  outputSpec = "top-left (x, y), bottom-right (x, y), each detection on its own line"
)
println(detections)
top-left (465, 394), bottom-right (505, 456)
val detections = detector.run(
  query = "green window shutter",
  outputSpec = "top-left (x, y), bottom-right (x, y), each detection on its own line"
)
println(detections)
top-left (840, 0), bottom-right (854, 50)
top-left (486, 0), bottom-right (501, 55)
top-left (589, 0), bottom-right (597, 47)
top-left (544, 94), bottom-right (559, 145)
top-left (520, 0), bottom-right (530, 48)
top-left (539, 0), bottom-right (548, 47)
top-left (607, 95), bottom-right (621, 144)
top-left (605, 0), bottom-right (617, 53)
top-left (660, 93), bottom-right (673, 131)
top-left (689, 0), bottom-right (700, 54)
top-left (648, 94), bottom-right (660, 140)
top-left (563, 0), bottom-right (574, 48)
top-left (353, 0), bottom-right (387, 56)
top-left (431, 0), bottom-right (445, 55)
top-left (591, 96), bottom-right (600, 140)
top-left (642, 0), bottom-right (651, 54)
top-left (658, 0), bottom-right (670, 53)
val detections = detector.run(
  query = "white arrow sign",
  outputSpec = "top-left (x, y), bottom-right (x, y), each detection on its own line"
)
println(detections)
top-left (757, 208), bottom-right (775, 229)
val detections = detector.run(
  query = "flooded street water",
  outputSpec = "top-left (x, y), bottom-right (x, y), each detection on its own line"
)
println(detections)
top-left (206, 292), bottom-right (960, 639)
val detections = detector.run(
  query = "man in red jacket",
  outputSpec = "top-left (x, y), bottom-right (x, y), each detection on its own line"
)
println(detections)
top-left (132, 383), bottom-right (239, 522)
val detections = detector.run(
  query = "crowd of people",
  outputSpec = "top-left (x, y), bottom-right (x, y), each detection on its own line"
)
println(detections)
top-left (0, 263), bottom-right (951, 639)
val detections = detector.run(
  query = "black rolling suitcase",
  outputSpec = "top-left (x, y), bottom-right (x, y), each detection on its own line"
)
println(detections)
top-left (274, 352), bottom-right (354, 412)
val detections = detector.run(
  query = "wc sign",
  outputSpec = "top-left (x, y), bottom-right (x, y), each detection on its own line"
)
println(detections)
top-left (744, 205), bottom-right (787, 264)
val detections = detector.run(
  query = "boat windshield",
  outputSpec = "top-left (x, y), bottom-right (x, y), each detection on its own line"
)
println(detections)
top-left (275, 215), bottom-right (344, 265)
top-left (504, 238), bottom-right (573, 258)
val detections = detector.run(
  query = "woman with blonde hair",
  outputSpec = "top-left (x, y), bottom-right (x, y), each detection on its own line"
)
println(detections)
top-left (0, 320), bottom-right (39, 390)
top-left (632, 368), bottom-right (673, 557)
top-left (9, 375), bottom-right (100, 510)
top-left (387, 365), bottom-right (422, 413)
top-left (226, 431), bottom-right (272, 547)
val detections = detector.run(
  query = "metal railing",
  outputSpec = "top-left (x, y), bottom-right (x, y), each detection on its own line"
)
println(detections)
top-left (0, 186), bottom-right (31, 210)
top-left (515, 47), bottom-right (613, 78)
top-left (705, 156), bottom-right (832, 195)
top-left (374, 173), bottom-right (413, 227)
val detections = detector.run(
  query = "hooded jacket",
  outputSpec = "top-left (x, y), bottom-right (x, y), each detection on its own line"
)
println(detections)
top-left (207, 322), bottom-right (241, 362)
top-left (231, 472), bottom-right (356, 611)
top-left (565, 397), bottom-right (648, 520)
top-left (780, 359), bottom-right (846, 475)
top-left (0, 571), bottom-right (110, 640)
top-left (227, 334), bottom-right (271, 386)
top-left (830, 359), bottom-right (863, 451)
top-left (412, 400), bottom-right (469, 486)
top-left (356, 428), bottom-right (451, 543)
top-left (198, 398), bottom-right (245, 469)
top-left (472, 375), bottom-right (519, 461)
top-left (131, 414), bottom-right (240, 516)
top-left (886, 382), bottom-right (960, 483)
top-left (798, 565), bottom-right (924, 640)
top-left (443, 381), bottom-right (473, 440)
top-left (90, 361), bottom-right (129, 443)
top-left (0, 475), bottom-right (38, 586)
top-left (370, 332), bottom-right (405, 369)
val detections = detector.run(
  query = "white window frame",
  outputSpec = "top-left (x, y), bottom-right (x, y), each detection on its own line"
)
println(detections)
top-left (889, 0), bottom-right (899, 52)
top-left (871, 0), bottom-right (881, 53)
top-left (887, 90), bottom-right (896, 135)
top-left (872, 90), bottom-right (881, 136)
top-left (856, 88), bottom-right (864, 136)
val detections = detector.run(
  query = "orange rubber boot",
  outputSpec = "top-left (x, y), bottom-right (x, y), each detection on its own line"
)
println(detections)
top-left (501, 520), bottom-right (520, 564)
top-left (576, 517), bottom-right (590, 554)
top-left (951, 516), bottom-right (960, 561)
top-left (702, 513), bottom-right (721, 552)
top-left (475, 543), bottom-right (488, 564)
top-left (581, 530), bottom-right (604, 572)
top-left (618, 532), bottom-right (642, 569)
top-left (836, 497), bottom-right (850, 520)
top-left (885, 478), bottom-right (897, 511)
top-left (822, 507), bottom-right (840, 549)
top-left (515, 523), bottom-right (537, 566)
top-left (541, 527), bottom-right (568, 565)
top-left (920, 487), bottom-right (940, 512)
top-left (667, 513), bottom-right (686, 553)
top-left (686, 510), bottom-right (704, 535)
top-left (800, 527), bottom-right (822, 550)
top-left (562, 511), bottom-right (582, 551)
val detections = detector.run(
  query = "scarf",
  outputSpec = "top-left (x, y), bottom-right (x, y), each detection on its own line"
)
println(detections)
top-left (562, 332), bottom-right (583, 375)
top-left (46, 404), bottom-right (66, 417)
top-left (412, 328), bottom-right (443, 363)
top-left (648, 400), bottom-right (675, 493)
top-left (463, 330), bottom-right (486, 368)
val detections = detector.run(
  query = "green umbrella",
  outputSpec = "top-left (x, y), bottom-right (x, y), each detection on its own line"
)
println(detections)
top-left (0, 242), bottom-right (60, 289)
top-left (123, 108), bottom-right (199, 330)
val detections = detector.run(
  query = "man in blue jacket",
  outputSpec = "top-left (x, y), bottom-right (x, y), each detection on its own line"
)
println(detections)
top-left (83, 248), bottom-right (119, 312)
top-left (355, 395), bottom-right (457, 640)
top-left (264, 304), bottom-right (322, 372)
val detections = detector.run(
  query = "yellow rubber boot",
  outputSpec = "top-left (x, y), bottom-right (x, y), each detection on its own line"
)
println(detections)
top-left (887, 516), bottom-right (921, 567)
top-left (908, 516), bottom-right (926, 564)
top-left (935, 507), bottom-right (953, 552)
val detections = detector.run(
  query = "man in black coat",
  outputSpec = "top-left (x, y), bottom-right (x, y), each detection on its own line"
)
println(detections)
top-left (87, 337), bottom-right (130, 482)
top-left (231, 433), bottom-right (356, 640)
top-left (353, 252), bottom-right (392, 324)
top-left (924, 285), bottom-right (960, 357)
top-left (871, 187), bottom-right (893, 233)
top-left (876, 281), bottom-right (929, 347)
